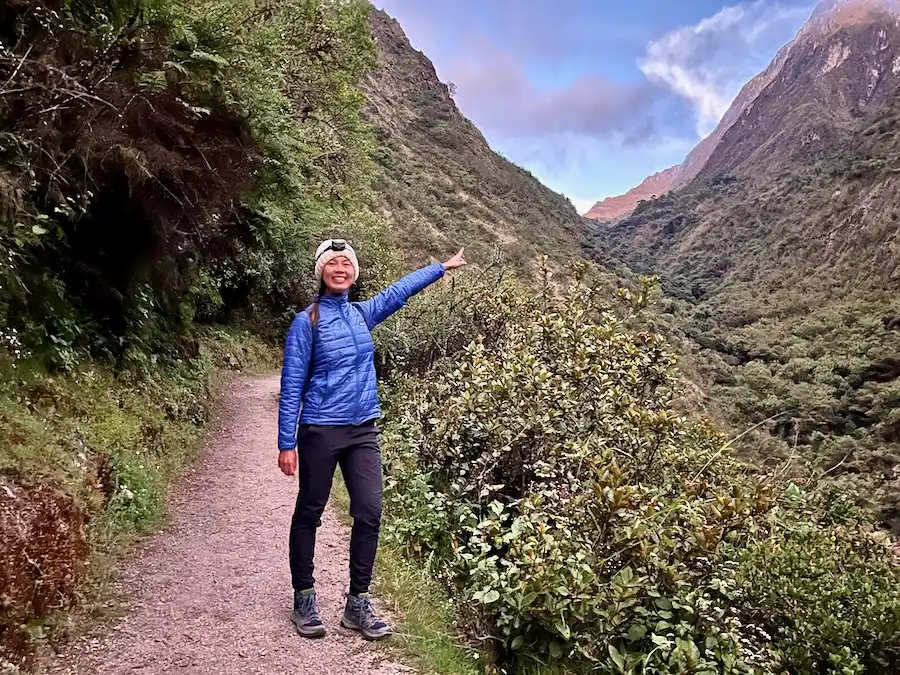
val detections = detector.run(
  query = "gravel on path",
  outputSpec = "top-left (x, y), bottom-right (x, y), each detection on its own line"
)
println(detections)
top-left (37, 376), bottom-right (412, 675)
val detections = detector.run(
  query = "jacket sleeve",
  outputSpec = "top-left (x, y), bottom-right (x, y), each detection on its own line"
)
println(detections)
top-left (278, 312), bottom-right (314, 451)
top-left (354, 262), bottom-right (445, 329)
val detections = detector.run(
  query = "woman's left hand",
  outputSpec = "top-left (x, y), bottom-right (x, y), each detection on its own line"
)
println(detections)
top-left (442, 248), bottom-right (467, 271)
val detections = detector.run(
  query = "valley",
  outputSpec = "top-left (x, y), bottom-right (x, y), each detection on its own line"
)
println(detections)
top-left (585, 0), bottom-right (900, 530)
top-left (1, 0), bottom-right (898, 673)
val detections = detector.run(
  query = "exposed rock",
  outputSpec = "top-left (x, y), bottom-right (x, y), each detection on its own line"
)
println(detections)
top-left (584, 166), bottom-right (680, 222)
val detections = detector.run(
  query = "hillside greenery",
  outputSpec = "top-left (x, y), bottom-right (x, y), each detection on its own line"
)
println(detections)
top-left (374, 265), bottom-right (900, 675)
top-left (0, 0), bottom-right (395, 666)
top-left (2, 1), bottom-right (899, 673)
top-left (0, 0), bottom-right (397, 370)
top-left (586, 99), bottom-right (900, 531)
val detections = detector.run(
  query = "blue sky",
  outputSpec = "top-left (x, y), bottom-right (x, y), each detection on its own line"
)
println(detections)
top-left (373, 0), bottom-right (817, 213)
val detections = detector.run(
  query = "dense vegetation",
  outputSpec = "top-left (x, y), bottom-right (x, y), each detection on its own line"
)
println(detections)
top-left (2, 1), bottom-right (899, 673)
top-left (586, 99), bottom-right (900, 531)
top-left (375, 266), bottom-right (900, 674)
top-left (0, 0), bottom-right (394, 667)
top-left (0, 0), bottom-right (396, 368)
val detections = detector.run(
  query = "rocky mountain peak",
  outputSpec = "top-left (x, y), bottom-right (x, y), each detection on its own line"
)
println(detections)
top-left (585, 0), bottom-right (900, 221)
top-left (808, 0), bottom-right (900, 29)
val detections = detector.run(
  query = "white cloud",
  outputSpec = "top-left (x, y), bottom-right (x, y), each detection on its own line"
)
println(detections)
top-left (638, 1), bottom-right (812, 137)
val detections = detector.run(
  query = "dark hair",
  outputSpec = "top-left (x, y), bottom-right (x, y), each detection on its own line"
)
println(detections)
top-left (308, 280), bottom-right (327, 328)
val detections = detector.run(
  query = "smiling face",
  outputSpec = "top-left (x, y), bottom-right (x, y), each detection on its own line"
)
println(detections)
top-left (322, 255), bottom-right (355, 293)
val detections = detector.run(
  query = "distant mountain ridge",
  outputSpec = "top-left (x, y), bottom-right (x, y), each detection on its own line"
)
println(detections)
top-left (584, 166), bottom-right (678, 221)
top-left (582, 36), bottom-right (794, 222)
top-left (584, 0), bottom-right (900, 221)
top-left (361, 9), bottom-right (588, 272)
top-left (694, 0), bottom-right (900, 183)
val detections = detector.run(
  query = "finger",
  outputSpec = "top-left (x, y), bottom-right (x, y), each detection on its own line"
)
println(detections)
top-left (280, 458), bottom-right (292, 476)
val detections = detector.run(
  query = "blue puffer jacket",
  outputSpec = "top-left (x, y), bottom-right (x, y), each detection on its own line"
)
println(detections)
top-left (277, 262), bottom-right (445, 450)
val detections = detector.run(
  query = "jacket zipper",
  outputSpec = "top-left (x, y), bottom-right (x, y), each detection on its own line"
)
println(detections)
top-left (340, 302), bottom-right (363, 424)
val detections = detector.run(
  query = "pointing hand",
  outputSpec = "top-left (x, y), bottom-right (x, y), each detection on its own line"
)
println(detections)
top-left (442, 248), bottom-right (467, 271)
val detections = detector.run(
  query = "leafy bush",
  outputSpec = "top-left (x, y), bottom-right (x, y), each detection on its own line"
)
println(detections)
top-left (380, 266), bottom-right (900, 674)
top-left (0, 0), bottom-right (394, 366)
top-left (727, 522), bottom-right (900, 674)
top-left (0, 327), bottom-right (276, 667)
top-left (371, 265), bottom-right (513, 380)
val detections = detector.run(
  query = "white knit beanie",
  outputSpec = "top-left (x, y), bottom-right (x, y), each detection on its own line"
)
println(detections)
top-left (314, 239), bottom-right (360, 283)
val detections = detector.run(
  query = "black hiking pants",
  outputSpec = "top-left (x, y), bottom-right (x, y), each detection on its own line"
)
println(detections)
top-left (289, 420), bottom-right (382, 596)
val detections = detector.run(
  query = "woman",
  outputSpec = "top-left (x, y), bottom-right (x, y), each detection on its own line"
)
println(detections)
top-left (277, 239), bottom-right (466, 640)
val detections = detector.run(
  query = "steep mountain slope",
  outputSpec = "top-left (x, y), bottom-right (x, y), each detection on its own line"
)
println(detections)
top-left (591, 0), bottom-right (900, 299)
top-left (584, 26), bottom-right (795, 222)
top-left (361, 9), bottom-right (588, 271)
top-left (584, 165), bottom-right (678, 221)
top-left (586, 0), bottom-right (900, 527)
top-left (670, 40), bottom-right (795, 190)
top-left (697, 3), bottom-right (900, 182)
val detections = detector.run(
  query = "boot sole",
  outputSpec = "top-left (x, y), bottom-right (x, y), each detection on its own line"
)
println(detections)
top-left (340, 616), bottom-right (391, 641)
top-left (292, 615), bottom-right (326, 639)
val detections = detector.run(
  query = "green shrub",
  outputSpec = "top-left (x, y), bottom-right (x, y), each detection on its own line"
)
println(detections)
top-left (1, 0), bottom-right (394, 365)
top-left (372, 266), bottom-right (514, 380)
top-left (380, 266), bottom-right (900, 674)
top-left (728, 525), bottom-right (900, 674)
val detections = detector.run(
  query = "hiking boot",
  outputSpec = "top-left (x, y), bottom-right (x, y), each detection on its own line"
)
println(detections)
top-left (340, 592), bottom-right (391, 640)
top-left (292, 589), bottom-right (326, 638)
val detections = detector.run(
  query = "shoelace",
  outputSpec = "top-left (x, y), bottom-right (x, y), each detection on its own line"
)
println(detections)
top-left (358, 597), bottom-right (380, 627)
top-left (299, 594), bottom-right (321, 622)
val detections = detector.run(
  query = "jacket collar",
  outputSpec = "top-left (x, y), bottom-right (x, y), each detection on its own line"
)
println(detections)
top-left (319, 292), bottom-right (349, 306)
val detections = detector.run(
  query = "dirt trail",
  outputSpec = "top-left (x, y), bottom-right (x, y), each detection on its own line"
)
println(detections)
top-left (38, 376), bottom-right (411, 675)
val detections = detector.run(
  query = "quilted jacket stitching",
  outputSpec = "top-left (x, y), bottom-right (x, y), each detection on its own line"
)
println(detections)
top-left (277, 263), bottom-right (444, 450)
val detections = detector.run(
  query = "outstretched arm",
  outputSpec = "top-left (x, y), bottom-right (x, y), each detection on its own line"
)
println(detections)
top-left (355, 248), bottom-right (467, 329)
top-left (277, 312), bottom-right (314, 452)
top-left (355, 263), bottom-right (443, 329)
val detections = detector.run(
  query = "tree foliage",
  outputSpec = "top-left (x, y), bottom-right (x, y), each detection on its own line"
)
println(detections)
top-left (0, 0), bottom-right (394, 370)
top-left (379, 267), bottom-right (900, 674)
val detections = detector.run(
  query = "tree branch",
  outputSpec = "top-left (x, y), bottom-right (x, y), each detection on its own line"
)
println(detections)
top-left (0, 44), bottom-right (33, 93)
